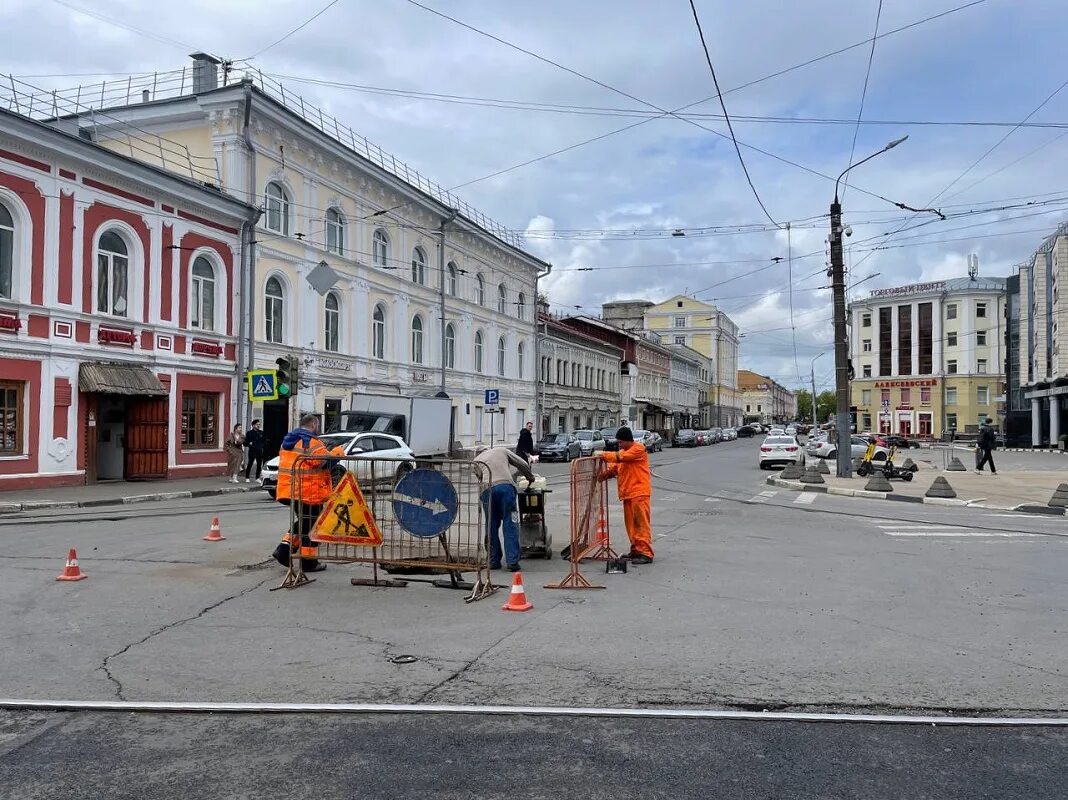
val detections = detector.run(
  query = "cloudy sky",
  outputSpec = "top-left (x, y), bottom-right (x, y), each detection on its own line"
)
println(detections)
top-left (5, 0), bottom-right (1067, 389)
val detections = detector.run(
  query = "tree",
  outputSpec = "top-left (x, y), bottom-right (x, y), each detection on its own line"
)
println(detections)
top-left (795, 390), bottom-right (836, 424)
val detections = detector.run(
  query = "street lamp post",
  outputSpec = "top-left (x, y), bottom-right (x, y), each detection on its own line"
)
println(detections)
top-left (810, 352), bottom-right (826, 427)
top-left (829, 136), bottom-right (907, 478)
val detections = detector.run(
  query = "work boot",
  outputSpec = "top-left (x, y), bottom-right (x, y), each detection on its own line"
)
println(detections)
top-left (271, 543), bottom-right (291, 567)
top-left (507, 563), bottom-right (521, 572)
top-left (629, 554), bottom-right (653, 565)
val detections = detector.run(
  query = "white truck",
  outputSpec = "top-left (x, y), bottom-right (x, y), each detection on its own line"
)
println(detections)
top-left (341, 393), bottom-right (452, 457)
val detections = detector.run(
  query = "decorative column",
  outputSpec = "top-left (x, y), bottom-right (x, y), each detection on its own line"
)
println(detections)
top-left (890, 306), bottom-right (900, 377)
top-left (1051, 396), bottom-right (1060, 445)
top-left (1032, 397), bottom-right (1042, 447)
top-left (910, 301), bottom-right (919, 375)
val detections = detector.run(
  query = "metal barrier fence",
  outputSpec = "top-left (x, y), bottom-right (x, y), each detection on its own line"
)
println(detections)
top-left (277, 454), bottom-right (496, 602)
top-left (546, 457), bottom-right (616, 590)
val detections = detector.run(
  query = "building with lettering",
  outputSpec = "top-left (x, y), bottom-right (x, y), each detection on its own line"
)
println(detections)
top-left (737, 370), bottom-right (796, 425)
top-left (848, 269), bottom-right (1007, 438)
top-left (0, 106), bottom-right (257, 488)
top-left (28, 58), bottom-right (549, 452)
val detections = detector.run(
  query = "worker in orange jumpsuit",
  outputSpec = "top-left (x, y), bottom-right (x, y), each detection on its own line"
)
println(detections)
top-left (272, 413), bottom-right (344, 573)
top-left (599, 426), bottom-right (654, 564)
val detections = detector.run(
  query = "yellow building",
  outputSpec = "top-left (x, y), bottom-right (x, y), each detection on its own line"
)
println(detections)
top-left (643, 295), bottom-right (742, 426)
top-left (849, 274), bottom-right (1007, 438)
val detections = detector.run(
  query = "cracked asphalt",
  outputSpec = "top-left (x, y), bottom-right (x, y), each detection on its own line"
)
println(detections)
top-left (2, 439), bottom-right (1067, 715)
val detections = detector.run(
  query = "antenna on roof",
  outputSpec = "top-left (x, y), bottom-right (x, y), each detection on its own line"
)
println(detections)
top-left (967, 253), bottom-right (979, 281)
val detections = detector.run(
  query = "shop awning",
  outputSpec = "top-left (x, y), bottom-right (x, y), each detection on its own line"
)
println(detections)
top-left (641, 402), bottom-right (673, 414)
top-left (79, 363), bottom-right (167, 396)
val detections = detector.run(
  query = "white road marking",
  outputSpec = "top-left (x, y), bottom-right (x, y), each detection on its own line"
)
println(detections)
top-left (750, 490), bottom-right (777, 503)
top-left (793, 493), bottom-right (817, 505)
top-left (704, 497), bottom-right (721, 503)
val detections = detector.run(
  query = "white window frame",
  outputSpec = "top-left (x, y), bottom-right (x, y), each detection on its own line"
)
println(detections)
top-left (861, 313), bottom-right (871, 328)
top-left (190, 255), bottom-right (216, 332)
top-left (324, 291), bottom-right (340, 353)
top-left (517, 341), bottom-right (525, 378)
top-left (411, 315), bottom-right (424, 364)
top-left (976, 302), bottom-right (987, 319)
top-left (947, 359), bottom-right (957, 375)
top-left (947, 331), bottom-right (957, 347)
top-left (497, 337), bottom-right (506, 377)
top-left (947, 304), bottom-right (957, 320)
top-left (96, 228), bottom-right (131, 318)
top-left (976, 330), bottom-right (986, 346)
top-left (447, 262), bottom-right (458, 296)
top-left (264, 275), bottom-right (285, 344)
top-left (862, 339), bottom-right (872, 352)
top-left (977, 358), bottom-right (987, 374)
top-left (977, 385), bottom-right (989, 404)
top-left (326, 208), bottom-right (345, 256)
top-left (946, 387), bottom-right (957, 405)
top-left (372, 229), bottom-right (390, 268)
top-left (264, 182), bottom-right (290, 235)
top-left (498, 284), bottom-right (507, 314)
top-left (444, 323), bottom-right (456, 369)
top-left (517, 292), bottom-right (526, 320)
top-left (674, 316), bottom-right (686, 328)
top-left (0, 200), bottom-right (13, 301)
top-left (476, 274), bottom-right (485, 306)
top-left (412, 247), bottom-right (427, 285)
top-left (474, 330), bottom-right (484, 373)
top-left (372, 304), bottom-right (387, 359)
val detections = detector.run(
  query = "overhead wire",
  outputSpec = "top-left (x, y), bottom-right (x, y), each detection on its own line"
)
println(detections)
top-left (245, 0), bottom-right (344, 60)
top-left (841, 0), bottom-right (884, 204)
top-left (47, 0), bottom-right (201, 51)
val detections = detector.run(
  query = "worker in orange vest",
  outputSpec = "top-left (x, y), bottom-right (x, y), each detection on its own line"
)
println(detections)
top-left (271, 413), bottom-right (342, 573)
top-left (599, 426), bottom-right (654, 564)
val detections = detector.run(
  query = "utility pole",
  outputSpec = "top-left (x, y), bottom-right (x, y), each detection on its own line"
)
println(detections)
top-left (829, 197), bottom-right (851, 478)
top-left (437, 211), bottom-right (456, 397)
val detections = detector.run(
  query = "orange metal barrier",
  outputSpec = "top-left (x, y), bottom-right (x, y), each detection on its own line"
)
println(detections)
top-left (545, 456), bottom-right (616, 590)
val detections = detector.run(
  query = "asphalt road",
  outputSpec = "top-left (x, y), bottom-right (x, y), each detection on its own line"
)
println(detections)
top-left (2, 438), bottom-right (1067, 714)
top-left (1, 710), bottom-right (1066, 799)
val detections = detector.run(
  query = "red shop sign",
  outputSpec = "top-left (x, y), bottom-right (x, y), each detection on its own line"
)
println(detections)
top-left (191, 340), bottom-right (223, 357)
top-left (99, 327), bottom-right (136, 345)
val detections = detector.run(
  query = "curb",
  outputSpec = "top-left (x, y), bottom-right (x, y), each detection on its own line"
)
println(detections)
top-left (0, 485), bottom-right (257, 514)
top-left (767, 476), bottom-right (975, 508)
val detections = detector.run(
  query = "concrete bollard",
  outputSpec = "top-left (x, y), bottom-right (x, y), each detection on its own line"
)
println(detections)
top-left (864, 472), bottom-right (893, 492)
top-left (1048, 483), bottom-right (1068, 508)
top-left (799, 465), bottom-right (825, 485)
top-left (901, 457), bottom-right (918, 472)
top-left (925, 476), bottom-right (957, 498)
top-left (779, 461), bottom-right (803, 480)
top-left (816, 459), bottom-right (830, 475)
top-left (945, 456), bottom-right (967, 472)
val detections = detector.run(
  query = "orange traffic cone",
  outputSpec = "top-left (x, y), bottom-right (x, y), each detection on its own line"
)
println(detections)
top-left (203, 516), bottom-right (226, 542)
top-left (56, 548), bottom-right (87, 582)
top-left (594, 507), bottom-right (609, 544)
top-left (501, 572), bottom-right (533, 612)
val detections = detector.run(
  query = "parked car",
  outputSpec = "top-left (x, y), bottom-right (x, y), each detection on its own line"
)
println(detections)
top-left (632, 429), bottom-right (662, 453)
top-left (535, 433), bottom-right (582, 462)
top-left (769, 428), bottom-right (786, 437)
top-left (673, 428), bottom-right (698, 447)
top-left (737, 425), bottom-right (754, 438)
top-left (808, 435), bottom-right (888, 461)
top-left (880, 434), bottom-right (914, 450)
top-left (758, 435), bottom-right (807, 470)
top-left (695, 431), bottom-right (708, 446)
top-left (649, 432), bottom-right (664, 451)
top-left (785, 425), bottom-right (798, 436)
top-left (600, 427), bottom-right (620, 452)
top-left (573, 429), bottom-right (606, 456)
top-left (261, 432), bottom-right (414, 499)
top-left (722, 428), bottom-right (737, 441)
top-left (708, 428), bottom-right (723, 443)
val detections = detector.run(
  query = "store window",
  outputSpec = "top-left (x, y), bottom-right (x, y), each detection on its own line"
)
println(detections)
top-left (181, 392), bottom-right (218, 449)
top-left (0, 381), bottom-right (24, 454)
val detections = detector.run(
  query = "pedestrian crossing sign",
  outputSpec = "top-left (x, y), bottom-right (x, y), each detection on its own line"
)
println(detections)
top-left (247, 370), bottom-right (279, 401)
top-left (310, 472), bottom-right (383, 547)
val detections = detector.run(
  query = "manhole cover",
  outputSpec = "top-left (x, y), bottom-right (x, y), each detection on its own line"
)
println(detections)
top-left (390, 655), bottom-right (418, 665)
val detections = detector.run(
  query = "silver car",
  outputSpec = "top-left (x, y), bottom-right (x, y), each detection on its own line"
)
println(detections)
top-left (573, 429), bottom-right (606, 456)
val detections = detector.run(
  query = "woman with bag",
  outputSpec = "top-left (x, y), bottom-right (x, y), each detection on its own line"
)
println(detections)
top-left (224, 424), bottom-right (244, 483)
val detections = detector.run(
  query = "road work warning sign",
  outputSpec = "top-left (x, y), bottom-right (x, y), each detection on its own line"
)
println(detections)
top-left (310, 472), bottom-right (383, 547)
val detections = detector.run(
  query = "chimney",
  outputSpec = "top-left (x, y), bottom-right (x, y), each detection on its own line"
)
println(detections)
top-left (141, 89), bottom-right (150, 103)
top-left (189, 52), bottom-right (221, 94)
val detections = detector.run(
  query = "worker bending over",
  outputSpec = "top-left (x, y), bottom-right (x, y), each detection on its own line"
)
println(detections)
top-left (599, 426), bottom-right (654, 564)
top-left (474, 445), bottom-right (535, 571)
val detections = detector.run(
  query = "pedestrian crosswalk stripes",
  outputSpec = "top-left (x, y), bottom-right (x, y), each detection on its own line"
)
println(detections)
top-left (874, 521), bottom-right (1046, 540)
top-left (793, 493), bottom-right (818, 505)
top-left (749, 490), bottom-right (777, 503)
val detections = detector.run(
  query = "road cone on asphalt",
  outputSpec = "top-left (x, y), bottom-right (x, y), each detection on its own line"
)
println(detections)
top-left (56, 548), bottom-right (87, 582)
top-left (203, 516), bottom-right (226, 542)
top-left (501, 572), bottom-right (533, 612)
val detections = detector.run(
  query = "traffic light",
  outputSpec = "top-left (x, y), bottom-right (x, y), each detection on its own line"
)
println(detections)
top-left (275, 356), bottom-right (295, 398)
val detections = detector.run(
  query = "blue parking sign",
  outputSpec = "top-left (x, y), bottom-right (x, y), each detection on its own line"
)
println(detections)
top-left (484, 388), bottom-right (500, 406)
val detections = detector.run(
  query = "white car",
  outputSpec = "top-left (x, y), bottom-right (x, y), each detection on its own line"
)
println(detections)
top-left (785, 425), bottom-right (797, 436)
top-left (758, 435), bottom-right (806, 470)
top-left (769, 428), bottom-right (786, 436)
top-left (808, 435), bottom-right (888, 462)
top-left (261, 432), bottom-right (414, 499)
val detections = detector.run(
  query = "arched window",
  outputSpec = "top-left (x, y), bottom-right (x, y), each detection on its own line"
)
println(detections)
top-left (324, 292), bottom-right (340, 352)
top-left (444, 323), bottom-right (456, 369)
top-left (0, 202), bottom-right (13, 299)
top-left (475, 274), bottom-right (485, 306)
top-left (474, 331), bottom-right (484, 373)
top-left (264, 182), bottom-right (290, 235)
top-left (447, 261), bottom-right (458, 296)
top-left (372, 304), bottom-right (386, 359)
top-left (326, 208), bottom-right (345, 255)
top-left (517, 342), bottom-right (525, 379)
top-left (517, 292), bottom-right (526, 320)
top-left (498, 284), bottom-right (507, 314)
top-left (497, 337), bottom-right (506, 377)
top-left (411, 315), bottom-right (424, 364)
top-left (190, 256), bottom-right (215, 331)
top-left (411, 247), bottom-right (427, 285)
top-left (96, 230), bottom-right (129, 317)
top-left (264, 276), bottom-right (284, 343)
top-left (372, 229), bottom-right (390, 268)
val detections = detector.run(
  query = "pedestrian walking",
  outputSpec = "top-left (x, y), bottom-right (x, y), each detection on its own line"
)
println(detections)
top-left (224, 424), bottom-right (244, 483)
top-left (243, 419), bottom-right (266, 483)
top-left (474, 445), bottom-right (535, 571)
top-left (516, 420), bottom-right (536, 463)
top-left (271, 413), bottom-right (344, 574)
top-left (976, 417), bottom-right (998, 475)
top-left (599, 426), bottom-right (654, 564)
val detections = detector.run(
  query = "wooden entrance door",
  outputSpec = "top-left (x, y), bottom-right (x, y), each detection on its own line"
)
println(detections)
top-left (125, 397), bottom-right (169, 480)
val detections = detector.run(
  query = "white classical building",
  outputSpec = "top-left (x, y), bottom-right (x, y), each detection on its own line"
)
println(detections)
top-left (38, 58), bottom-right (549, 450)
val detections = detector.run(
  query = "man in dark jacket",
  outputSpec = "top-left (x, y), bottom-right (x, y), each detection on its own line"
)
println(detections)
top-left (243, 419), bottom-right (266, 483)
top-left (976, 418), bottom-right (997, 475)
top-left (516, 421), bottom-right (536, 463)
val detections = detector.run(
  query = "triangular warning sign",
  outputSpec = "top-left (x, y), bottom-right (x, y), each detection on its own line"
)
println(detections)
top-left (254, 376), bottom-right (273, 394)
top-left (310, 472), bottom-right (383, 547)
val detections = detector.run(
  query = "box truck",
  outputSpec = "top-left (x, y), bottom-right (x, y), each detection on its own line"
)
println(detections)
top-left (340, 393), bottom-right (452, 457)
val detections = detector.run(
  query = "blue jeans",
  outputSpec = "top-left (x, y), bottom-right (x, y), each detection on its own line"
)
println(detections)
top-left (482, 483), bottom-right (520, 567)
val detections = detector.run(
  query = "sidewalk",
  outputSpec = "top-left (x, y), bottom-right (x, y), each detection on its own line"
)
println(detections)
top-left (769, 459), bottom-right (1068, 514)
top-left (0, 476), bottom-right (262, 513)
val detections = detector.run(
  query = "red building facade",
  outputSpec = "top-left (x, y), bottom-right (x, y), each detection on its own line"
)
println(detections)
top-left (0, 108), bottom-right (257, 488)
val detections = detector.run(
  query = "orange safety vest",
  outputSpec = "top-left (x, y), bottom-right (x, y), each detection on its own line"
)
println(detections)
top-left (276, 432), bottom-right (334, 505)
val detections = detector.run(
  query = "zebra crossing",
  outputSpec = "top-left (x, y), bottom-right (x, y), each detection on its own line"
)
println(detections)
top-left (873, 522), bottom-right (1047, 541)
top-left (747, 490), bottom-right (819, 505)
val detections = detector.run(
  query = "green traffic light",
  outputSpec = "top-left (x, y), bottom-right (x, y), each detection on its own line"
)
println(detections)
top-left (278, 383), bottom-right (291, 398)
